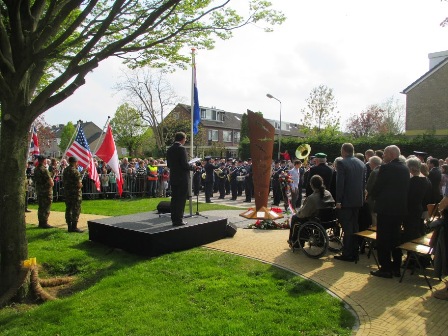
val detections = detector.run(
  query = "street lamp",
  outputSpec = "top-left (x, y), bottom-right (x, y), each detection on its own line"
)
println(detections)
top-left (266, 93), bottom-right (282, 159)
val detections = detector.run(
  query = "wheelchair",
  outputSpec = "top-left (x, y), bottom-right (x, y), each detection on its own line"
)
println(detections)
top-left (290, 208), bottom-right (343, 259)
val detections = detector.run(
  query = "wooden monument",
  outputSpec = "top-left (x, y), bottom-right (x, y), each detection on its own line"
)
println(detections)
top-left (240, 110), bottom-right (284, 220)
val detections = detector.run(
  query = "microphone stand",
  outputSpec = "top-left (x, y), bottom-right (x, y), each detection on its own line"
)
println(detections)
top-left (184, 167), bottom-right (207, 219)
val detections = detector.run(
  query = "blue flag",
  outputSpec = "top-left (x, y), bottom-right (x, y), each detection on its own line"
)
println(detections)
top-left (193, 64), bottom-right (200, 135)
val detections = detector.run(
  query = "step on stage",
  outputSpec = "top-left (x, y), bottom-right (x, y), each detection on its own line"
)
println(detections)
top-left (88, 212), bottom-right (233, 257)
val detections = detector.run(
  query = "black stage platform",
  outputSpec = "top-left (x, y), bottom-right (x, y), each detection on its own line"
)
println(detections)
top-left (88, 212), bottom-right (230, 257)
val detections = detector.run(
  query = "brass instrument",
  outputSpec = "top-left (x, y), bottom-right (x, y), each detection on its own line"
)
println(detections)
top-left (202, 172), bottom-right (206, 180)
top-left (295, 144), bottom-right (311, 165)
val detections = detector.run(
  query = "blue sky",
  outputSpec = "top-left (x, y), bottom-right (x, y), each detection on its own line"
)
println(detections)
top-left (45, 0), bottom-right (448, 130)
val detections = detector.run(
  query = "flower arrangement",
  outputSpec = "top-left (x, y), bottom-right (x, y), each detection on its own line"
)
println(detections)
top-left (279, 171), bottom-right (293, 192)
top-left (247, 218), bottom-right (290, 230)
top-left (270, 207), bottom-right (283, 214)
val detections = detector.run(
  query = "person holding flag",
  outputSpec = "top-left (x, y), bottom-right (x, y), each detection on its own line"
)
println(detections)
top-left (33, 155), bottom-right (54, 229)
top-left (63, 156), bottom-right (83, 233)
top-left (95, 124), bottom-right (123, 196)
top-left (65, 124), bottom-right (100, 192)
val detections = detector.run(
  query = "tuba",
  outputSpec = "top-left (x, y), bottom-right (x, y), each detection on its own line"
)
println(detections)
top-left (295, 144), bottom-right (311, 165)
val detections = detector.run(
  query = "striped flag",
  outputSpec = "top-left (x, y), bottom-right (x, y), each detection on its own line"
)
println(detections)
top-left (192, 56), bottom-right (200, 135)
top-left (95, 124), bottom-right (123, 196)
top-left (29, 126), bottom-right (40, 157)
top-left (66, 125), bottom-right (100, 191)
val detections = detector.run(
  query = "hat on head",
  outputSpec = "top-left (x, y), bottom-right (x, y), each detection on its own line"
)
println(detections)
top-left (274, 159), bottom-right (280, 164)
top-left (195, 161), bottom-right (202, 166)
top-left (37, 155), bottom-right (46, 162)
top-left (68, 156), bottom-right (78, 163)
top-left (315, 153), bottom-right (327, 158)
top-left (227, 158), bottom-right (233, 161)
top-left (413, 151), bottom-right (427, 157)
top-left (247, 158), bottom-right (252, 161)
top-left (204, 156), bottom-right (211, 161)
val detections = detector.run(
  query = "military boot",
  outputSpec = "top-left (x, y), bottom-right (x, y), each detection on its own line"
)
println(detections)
top-left (69, 222), bottom-right (84, 233)
top-left (38, 222), bottom-right (54, 229)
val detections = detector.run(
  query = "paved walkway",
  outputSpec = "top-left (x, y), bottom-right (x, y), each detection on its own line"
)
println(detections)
top-left (26, 199), bottom-right (448, 336)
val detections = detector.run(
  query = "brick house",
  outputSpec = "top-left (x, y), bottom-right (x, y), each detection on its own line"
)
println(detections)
top-left (402, 50), bottom-right (448, 136)
top-left (167, 104), bottom-right (304, 158)
top-left (43, 121), bottom-right (128, 158)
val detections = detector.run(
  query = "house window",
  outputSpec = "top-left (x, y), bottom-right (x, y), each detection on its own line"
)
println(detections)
top-left (223, 131), bottom-right (232, 142)
top-left (208, 130), bottom-right (218, 141)
top-left (233, 131), bottom-right (240, 143)
top-left (200, 108), bottom-right (207, 119)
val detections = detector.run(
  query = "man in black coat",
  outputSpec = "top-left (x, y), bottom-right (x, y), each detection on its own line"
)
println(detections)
top-left (204, 156), bottom-right (215, 203)
top-left (166, 132), bottom-right (192, 226)
top-left (334, 143), bottom-right (366, 262)
top-left (428, 158), bottom-right (442, 204)
top-left (305, 153), bottom-right (333, 196)
top-left (371, 145), bottom-right (410, 278)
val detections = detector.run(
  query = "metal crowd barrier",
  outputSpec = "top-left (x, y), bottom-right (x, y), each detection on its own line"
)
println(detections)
top-left (27, 172), bottom-right (169, 202)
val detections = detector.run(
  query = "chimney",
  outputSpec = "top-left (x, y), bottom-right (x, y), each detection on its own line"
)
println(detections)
top-left (428, 50), bottom-right (448, 70)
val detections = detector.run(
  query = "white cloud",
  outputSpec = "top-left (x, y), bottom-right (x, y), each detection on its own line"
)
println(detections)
top-left (46, 0), bottom-right (448, 131)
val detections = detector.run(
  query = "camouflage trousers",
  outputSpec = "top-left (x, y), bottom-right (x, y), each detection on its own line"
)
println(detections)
top-left (65, 198), bottom-right (81, 227)
top-left (37, 193), bottom-right (52, 226)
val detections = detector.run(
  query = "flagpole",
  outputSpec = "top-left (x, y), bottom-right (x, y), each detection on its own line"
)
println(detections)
top-left (190, 48), bottom-right (196, 159)
top-left (28, 123), bottom-right (34, 161)
top-left (92, 116), bottom-right (111, 156)
top-left (62, 121), bottom-right (81, 159)
top-left (187, 48), bottom-right (197, 217)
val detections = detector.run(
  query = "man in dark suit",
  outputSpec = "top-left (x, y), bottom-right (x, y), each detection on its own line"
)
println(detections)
top-left (428, 158), bottom-right (442, 204)
top-left (370, 145), bottom-right (410, 278)
top-left (166, 132), bottom-right (192, 226)
top-left (334, 143), bottom-right (366, 262)
top-left (204, 156), bottom-right (215, 203)
top-left (305, 153), bottom-right (333, 196)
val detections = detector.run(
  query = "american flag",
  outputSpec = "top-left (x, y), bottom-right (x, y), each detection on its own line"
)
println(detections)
top-left (66, 125), bottom-right (100, 191)
top-left (29, 126), bottom-right (40, 157)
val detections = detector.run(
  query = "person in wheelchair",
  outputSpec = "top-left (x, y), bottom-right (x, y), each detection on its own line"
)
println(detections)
top-left (288, 175), bottom-right (335, 246)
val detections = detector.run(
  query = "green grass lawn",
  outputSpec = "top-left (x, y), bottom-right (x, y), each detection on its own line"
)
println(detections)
top-left (28, 197), bottom-right (242, 216)
top-left (6, 199), bottom-right (356, 335)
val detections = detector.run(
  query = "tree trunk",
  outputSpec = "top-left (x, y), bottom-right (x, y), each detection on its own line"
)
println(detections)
top-left (0, 108), bottom-right (30, 299)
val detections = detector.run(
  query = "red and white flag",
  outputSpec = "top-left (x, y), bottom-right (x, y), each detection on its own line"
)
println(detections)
top-left (95, 124), bottom-right (123, 196)
top-left (29, 126), bottom-right (40, 157)
top-left (66, 125), bottom-right (101, 191)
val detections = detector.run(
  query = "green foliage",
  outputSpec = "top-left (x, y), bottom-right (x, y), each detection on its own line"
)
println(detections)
top-left (301, 85), bottom-right (341, 136)
top-left (240, 133), bottom-right (448, 161)
top-left (0, 228), bottom-right (354, 336)
top-left (58, 122), bottom-right (76, 153)
top-left (110, 103), bottom-right (147, 156)
top-left (240, 112), bottom-right (249, 140)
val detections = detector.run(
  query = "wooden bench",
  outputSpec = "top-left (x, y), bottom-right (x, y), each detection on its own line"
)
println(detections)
top-left (398, 231), bottom-right (439, 289)
top-left (355, 229), bottom-right (379, 267)
top-left (398, 242), bottom-right (433, 289)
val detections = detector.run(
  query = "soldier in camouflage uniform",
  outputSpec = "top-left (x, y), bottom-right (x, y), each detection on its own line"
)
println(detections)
top-left (63, 156), bottom-right (83, 233)
top-left (33, 156), bottom-right (54, 228)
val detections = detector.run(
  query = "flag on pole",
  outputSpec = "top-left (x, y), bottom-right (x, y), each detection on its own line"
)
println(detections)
top-left (95, 124), bottom-right (123, 196)
top-left (29, 126), bottom-right (40, 157)
top-left (192, 59), bottom-right (200, 135)
top-left (66, 125), bottom-right (100, 191)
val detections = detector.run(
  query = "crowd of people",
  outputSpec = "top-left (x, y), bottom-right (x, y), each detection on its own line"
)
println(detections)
top-left (27, 133), bottom-right (448, 283)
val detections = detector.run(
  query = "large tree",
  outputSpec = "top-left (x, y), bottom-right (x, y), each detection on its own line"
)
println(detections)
top-left (114, 69), bottom-right (180, 155)
top-left (300, 84), bottom-right (340, 136)
top-left (346, 105), bottom-right (385, 138)
top-left (110, 103), bottom-right (147, 157)
top-left (0, 1), bottom-right (284, 303)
